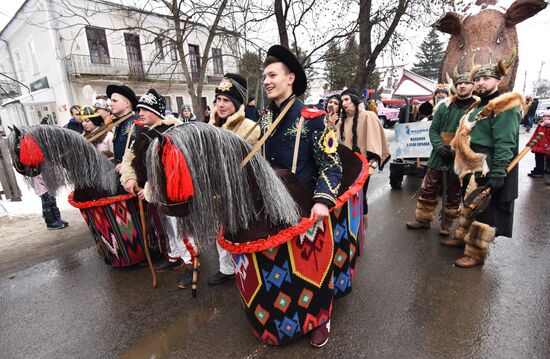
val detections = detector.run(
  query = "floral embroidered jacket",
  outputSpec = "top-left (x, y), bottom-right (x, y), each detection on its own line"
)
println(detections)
top-left (261, 97), bottom-right (342, 207)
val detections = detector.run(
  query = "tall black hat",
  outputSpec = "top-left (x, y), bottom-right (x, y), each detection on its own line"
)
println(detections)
top-left (106, 84), bottom-right (138, 110)
top-left (137, 89), bottom-right (166, 118)
top-left (266, 45), bottom-right (307, 97)
top-left (215, 73), bottom-right (247, 109)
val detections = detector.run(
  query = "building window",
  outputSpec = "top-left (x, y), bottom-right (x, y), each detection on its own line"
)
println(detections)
top-left (170, 42), bottom-right (178, 62)
top-left (212, 48), bottom-right (223, 75)
top-left (13, 48), bottom-right (24, 81)
top-left (188, 44), bottom-right (200, 74)
top-left (26, 38), bottom-right (39, 74)
top-left (86, 26), bottom-right (110, 65)
top-left (164, 96), bottom-right (172, 112)
top-left (155, 37), bottom-right (164, 60)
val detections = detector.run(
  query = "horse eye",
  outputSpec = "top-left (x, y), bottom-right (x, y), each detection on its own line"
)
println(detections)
top-left (496, 32), bottom-right (503, 44)
top-left (458, 39), bottom-right (464, 49)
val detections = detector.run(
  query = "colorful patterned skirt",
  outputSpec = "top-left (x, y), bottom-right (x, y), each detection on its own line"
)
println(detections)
top-left (218, 154), bottom-right (368, 345)
top-left (69, 192), bottom-right (167, 267)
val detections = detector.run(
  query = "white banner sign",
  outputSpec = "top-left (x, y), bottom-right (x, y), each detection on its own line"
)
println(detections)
top-left (394, 121), bottom-right (433, 159)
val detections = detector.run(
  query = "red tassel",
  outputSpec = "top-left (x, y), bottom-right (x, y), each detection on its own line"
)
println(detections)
top-left (162, 136), bottom-right (194, 201)
top-left (19, 135), bottom-right (44, 167)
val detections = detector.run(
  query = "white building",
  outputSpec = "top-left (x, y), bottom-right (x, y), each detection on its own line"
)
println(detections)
top-left (0, 0), bottom-right (238, 128)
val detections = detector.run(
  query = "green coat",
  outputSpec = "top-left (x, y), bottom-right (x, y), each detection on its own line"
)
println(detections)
top-left (468, 103), bottom-right (521, 177)
top-left (427, 97), bottom-right (475, 170)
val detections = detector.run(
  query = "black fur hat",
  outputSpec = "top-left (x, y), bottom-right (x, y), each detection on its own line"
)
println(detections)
top-left (215, 73), bottom-right (247, 109)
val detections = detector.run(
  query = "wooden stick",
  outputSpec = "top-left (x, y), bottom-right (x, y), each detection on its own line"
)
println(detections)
top-left (192, 246), bottom-right (200, 298)
top-left (138, 196), bottom-right (157, 288)
top-left (507, 132), bottom-right (543, 173)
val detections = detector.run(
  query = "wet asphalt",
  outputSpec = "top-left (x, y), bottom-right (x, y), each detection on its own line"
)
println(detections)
top-left (1, 131), bottom-right (549, 359)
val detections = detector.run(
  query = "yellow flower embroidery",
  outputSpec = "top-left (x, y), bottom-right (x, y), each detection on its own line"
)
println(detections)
top-left (322, 129), bottom-right (338, 154)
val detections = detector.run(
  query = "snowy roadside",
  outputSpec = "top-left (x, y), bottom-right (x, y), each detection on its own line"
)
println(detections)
top-left (0, 172), bottom-right (75, 220)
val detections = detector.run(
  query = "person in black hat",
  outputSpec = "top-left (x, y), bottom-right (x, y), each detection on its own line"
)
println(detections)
top-left (106, 84), bottom-right (138, 166)
top-left (261, 45), bottom-right (342, 348)
top-left (207, 73), bottom-right (260, 286)
top-left (119, 89), bottom-right (197, 289)
top-left (244, 96), bottom-right (260, 121)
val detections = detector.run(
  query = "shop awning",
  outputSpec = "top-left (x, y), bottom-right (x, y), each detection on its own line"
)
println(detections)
top-left (1, 88), bottom-right (56, 107)
top-left (392, 69), bottom-right (435, 98)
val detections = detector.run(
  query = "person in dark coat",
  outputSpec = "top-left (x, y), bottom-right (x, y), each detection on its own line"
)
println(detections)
top-left (106, 84), bottom-right (138, 167)
top-left (65, 105), bottom-right (84, 133)
top-left (120, 89), bottom-right (195, 289)
top-left (244, 97), bottom-right (261, 121)
top-left (524, 97), bottom-right (539, 133)
top-left (261, 45), bottom-right (342, 347)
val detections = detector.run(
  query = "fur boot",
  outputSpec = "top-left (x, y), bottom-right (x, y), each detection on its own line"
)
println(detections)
top-left (441, 206), bottom-right (472, 247)
top-left (455, 221), bottom-right (495, 268)
top-left (439, 207), bottom-right (460, 236)
top-left (406, 196), bottom-right (438, 229)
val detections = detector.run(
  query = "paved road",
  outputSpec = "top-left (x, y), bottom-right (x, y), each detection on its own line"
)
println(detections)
top-left (1, 131), bottom-right (549, 359)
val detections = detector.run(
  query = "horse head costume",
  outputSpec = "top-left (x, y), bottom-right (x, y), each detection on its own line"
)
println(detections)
top-left (146, 121), bottom-right (369, 345)
top-left (8, 125), bottom-right (117, 196)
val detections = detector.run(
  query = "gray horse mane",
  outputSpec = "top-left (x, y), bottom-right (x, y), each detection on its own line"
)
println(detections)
top-left (146, 122), bottom-right (300, 244)
top-left (8, 125), bottom-right (117, 196)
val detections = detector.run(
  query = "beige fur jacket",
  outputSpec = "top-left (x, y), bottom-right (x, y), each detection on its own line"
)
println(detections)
top-left (208, 105), bottom-right (260, 145)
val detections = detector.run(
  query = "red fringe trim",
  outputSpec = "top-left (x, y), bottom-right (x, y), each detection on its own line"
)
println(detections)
top-left (68, 192), bottom-right (136, 209)
top-left (162, 136), bottom-right (195, 202)
top-left (19, 135), bottom-right (44, 167)
top-left (218, 153), bottom-right (369, 254)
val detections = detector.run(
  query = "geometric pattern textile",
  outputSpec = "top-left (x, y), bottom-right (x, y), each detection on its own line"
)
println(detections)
top-left (73, 194), bottom-right (167, 267)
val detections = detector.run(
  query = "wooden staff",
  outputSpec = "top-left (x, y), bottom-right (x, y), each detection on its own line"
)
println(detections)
top-left (466, 132), bottom-right (544, 212)
top-left (192, 246), bottom-right (200, 298)
top-left (137, 195), bottom-right (157, 288)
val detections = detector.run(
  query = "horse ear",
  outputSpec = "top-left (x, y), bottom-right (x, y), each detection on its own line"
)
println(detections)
top-left (433, 12), bottom-right (462, 36)
top-left (12, 125), bottom-right (21, 137)
top-left (505, 0), bottom-right (548, 27)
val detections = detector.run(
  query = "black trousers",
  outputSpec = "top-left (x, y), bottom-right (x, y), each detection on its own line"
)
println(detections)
top-left (534, 152), bottom-right (547, 174)
top-left (41, 193), bottom-right (61, 225)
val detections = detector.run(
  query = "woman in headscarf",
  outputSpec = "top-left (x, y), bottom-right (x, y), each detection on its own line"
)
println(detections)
top-left (81, 106), bottom-right (114, 160)
top-left (337, 88), bottom-right (391, 226)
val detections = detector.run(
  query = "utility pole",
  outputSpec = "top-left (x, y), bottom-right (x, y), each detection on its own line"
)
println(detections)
top-left (522, 70), bottom-right (527, 94)
top-left (535, 61), bottom-right (545, 97)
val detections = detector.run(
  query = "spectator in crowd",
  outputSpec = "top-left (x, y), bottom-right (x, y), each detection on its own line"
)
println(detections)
top-left (524, 97), bottom-right (539, 133)
top-left (244, 97), bottom-right (261, 121)
top-left (181, 105), bottom-right (196, 122)
top-left (31, 174), bottom-right (68, 230)
top-left (93, 98), bottom-right (113, 124)
top-left (527, 110), bottom-right (550, 178)
top-left (65, 105), bottom-right (83, 133)
top-left (80, 106), bottom-right (114, 160)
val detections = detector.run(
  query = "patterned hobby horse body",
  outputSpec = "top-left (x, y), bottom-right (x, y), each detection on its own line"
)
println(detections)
top-left (146, 122), bottom-right (368, 344)
top-left (8, 125), bottom-right (167, 267)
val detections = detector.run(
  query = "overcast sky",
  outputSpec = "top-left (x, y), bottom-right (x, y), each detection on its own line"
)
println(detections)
top-left (1, 0), bottom-right (548, 95)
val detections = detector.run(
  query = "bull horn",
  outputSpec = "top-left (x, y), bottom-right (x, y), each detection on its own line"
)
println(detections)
top-left (497, 46), bottom-right (517, 77)
top-left (469, 54), bottom-right (480, 77)
top-left (452, 64), bottom-right (460, 82)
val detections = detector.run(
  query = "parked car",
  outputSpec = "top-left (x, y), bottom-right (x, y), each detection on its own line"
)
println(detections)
top-left (376, 101), bottom-right (400, 128)
top-left (535, 98), bottom-right (550, 122)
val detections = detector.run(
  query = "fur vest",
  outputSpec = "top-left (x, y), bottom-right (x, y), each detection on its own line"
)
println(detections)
top-left (208, 105), bottom-right (260, 145)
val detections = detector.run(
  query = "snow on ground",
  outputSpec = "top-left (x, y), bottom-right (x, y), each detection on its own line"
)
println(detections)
top-left (0, 172), bottom-right (74, 219)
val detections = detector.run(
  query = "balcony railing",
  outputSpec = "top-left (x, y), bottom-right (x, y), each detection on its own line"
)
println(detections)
top-left (65, 54), bottom-right (224, 83)
top-left (0, 80), bottom-right (22, 98)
